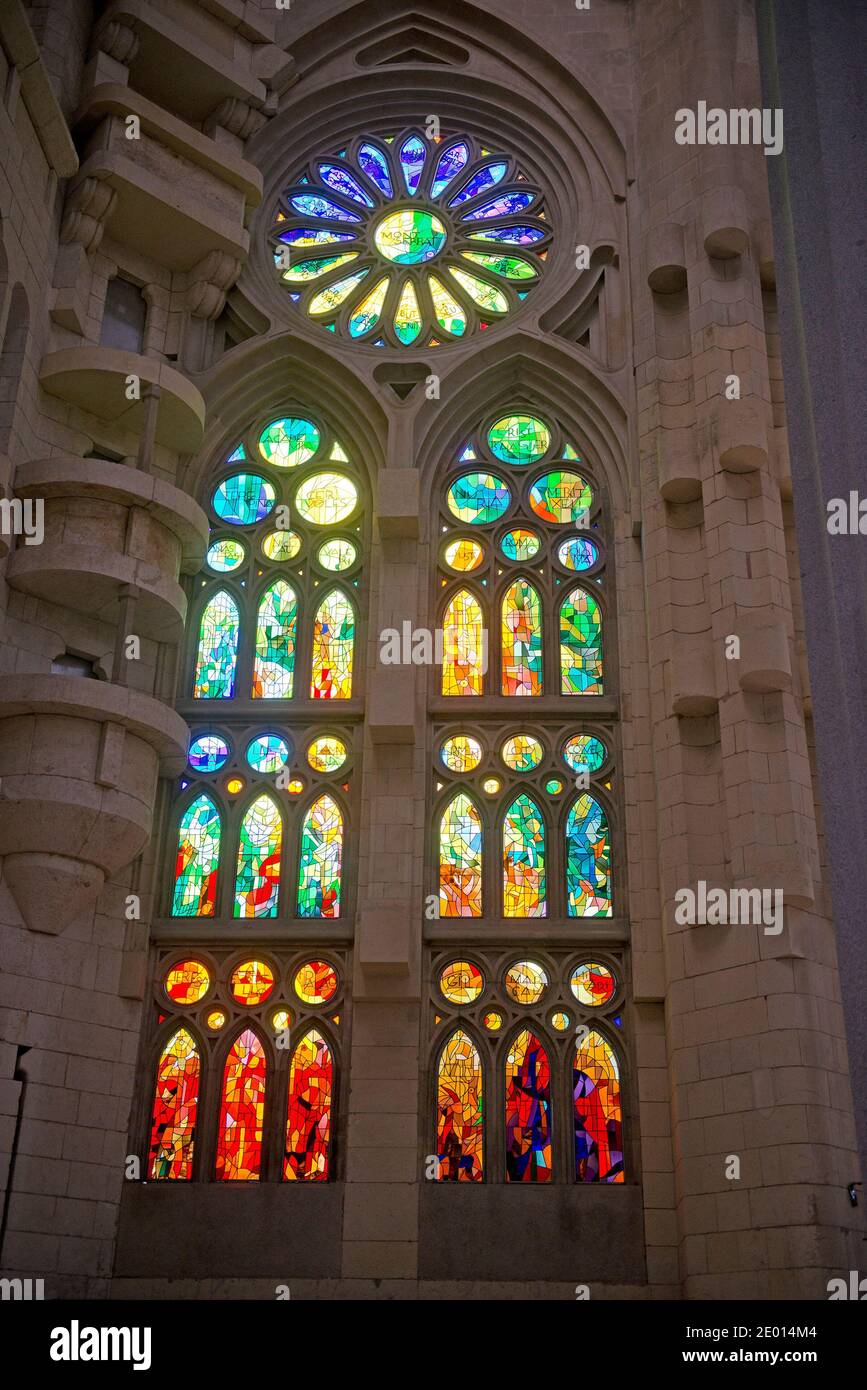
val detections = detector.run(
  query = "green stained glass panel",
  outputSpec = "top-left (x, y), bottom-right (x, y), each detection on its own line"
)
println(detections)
top-left (234, 794), bottom-right (282, 917)
top-left (297, 794), bottom-right (343, 917)
top-left (489, 414), bottom-right (550, 464)
top-left (252, 581), bottom-right (296, 699)
top-left (446, 472), bottom-right (511, 524)
top-left (258, 417), bottom-right (320, 469)
top-left (566, 794), bottom-right (611, 916)
top-left (503, 793), bottom-right (546, 917)
top-left (560, 586), bottom-right (603, 695)
top-left (172, 795), bottom-right (221, 916)
top-left (193, 590), bottom-right (239, 699)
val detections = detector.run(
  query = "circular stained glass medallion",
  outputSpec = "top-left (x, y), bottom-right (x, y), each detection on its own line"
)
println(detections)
top-left (230, 960), bottom-right (275, 1006)
top-left (165, 960), bottom-right (210, 1005)
top-left (207, 539), bottom-right (245, 573)
top-left (446, 472), bottom-right (511, 525)
top-left (500, 528), bottom-right (540, 562)
top-left (307, 736), bottom-right (347, 773)
top-left (317, 538), bottom-right (358, 572)
top-left (212, 474), bottom-right (275, 526)
top-left (294, 960), bottom-right (338, 1005)
top-left (488, 414), bottom-right (550, 464)
top-left (440, 735), bottom-right (483, 773)
top-left (528, 471), bottom-right (593, 525)
top-left (262, 530), bottom-right (302, 561)
top-left (557, 537), bottom-right (599, 572)
top-left (295, 473), bottom-right (358, 525)
top-left (501, 734), bottom-right (544, 772)
top-left (439, 960), bottom-right (484, 1005)
top-left (188, 735), bottom-right (229, 773)
top-left (563, 735), bottom-right (607, 774)
top-left (246, 734), bottom-right (291, 773)
top-left (443, 537), bottom-right (484, 572)
top-left (570, 962), bottom-right (616, 1007)
top-left (504, 960), bottom-right (548, 1005)
top-left (374, 209), bottom-right (446, 264)
top-left (258, 417), bottom-right (320, 468)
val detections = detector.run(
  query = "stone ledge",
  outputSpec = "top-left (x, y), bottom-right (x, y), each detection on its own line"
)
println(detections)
top-left (14, 456), bottom-right (208, 571)
top-left (39, 348), bottom-right (206, 452)
top-left (0, 674), bottom-right (188, 767)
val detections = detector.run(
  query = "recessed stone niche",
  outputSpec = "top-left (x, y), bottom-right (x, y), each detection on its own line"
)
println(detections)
top-left (0, 674), bottom-right (188, 934)
top-left (10, 456), bottom-right (208, 641)
top-left (645, 221), bottom-right (688, 293)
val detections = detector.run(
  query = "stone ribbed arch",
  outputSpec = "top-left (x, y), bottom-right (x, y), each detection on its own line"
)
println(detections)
top-left (181, 332), bottom-right (388, 499)
top-left (412, 331), bottom-right (632, 519)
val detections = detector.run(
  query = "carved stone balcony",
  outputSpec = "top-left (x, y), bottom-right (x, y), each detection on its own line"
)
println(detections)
top-left (0, 675), bottom-right (188, 934)
top-left (8, 455), bottom-right (208, 642)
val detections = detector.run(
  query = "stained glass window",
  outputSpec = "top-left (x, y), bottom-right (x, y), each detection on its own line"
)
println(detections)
top-left (440, 734), bottom-right (482, 772)
top-left (560, 587), bottom-right (603, 695)
top-left (503, 794), bottom-right (546, 917)
top-left (271, 132), bottom-right (549, 347)
top-left (501, 579), bottom-right (543, 696)
top-left (574, 1031), bottom-right (624, 1182)
top-left (436, 1030), bottom-right (484, 1181)
top-left (295, 472), bottom-right (357, 525)
top-left (297, 794), bottom-right (343, 917)
top-left (252, 580), bottom-right (296, 699)
top-left (285, 1029), bottom-right (333, 1181)
top-left (442, 589), bottom-right (484, 696)
top-left (172, 795), bottom-right (221, 916)
top-left (148, 1028), bottom-right (199, 1180)
top-left (439, 793), bottom-right (482, 917)
top-left (311, 589), bottom-right (354, 698)
top-left (505, 1030), bottom-right (552, 1182)
top-left (215, 1028), bottom-right (267, 1181)
top-left (566, 793), bottom-right (611, 916)
top-left (193, 590), bottom-right (239, 699)
top-left (234, 794), bottom-right (282, 918)
top-left (488, 414), bottom-right (550, 464)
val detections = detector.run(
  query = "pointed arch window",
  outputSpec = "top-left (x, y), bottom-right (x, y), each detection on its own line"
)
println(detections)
top-left (566, 793), bottom-right (611, 917)
top-left (439, 792), bottom-right (482, 917)
top-left (148, 1028), bottom-right (200, 1180)
top-left (253, 580), bottom-right (297, 698)
top-left (560, 586), bottom-right (603, 695)
top-left (234, 794), bottom-right (282, 918)
top-left (172, 795), bottom-right (221, 917)
top-left (310, 588), bottom-right (355, 699)
top-left (285, 1028), bottom-right (334, 1180)
top-left (193, 590), bottom-right (239, 698)
top-left (215, 1028), bottom-right (267, 1181)
top-left (505, 1029), bottom-right (552, 1182)
top-left (574, 1030), bottom-right (624, 1183)
top-left (297, 794), bottom-right (343, 918)
top-left (436, 1029), bottom-right (484, 1181)
top-left (502, 793), bottom-right (546, 916)
top-left (442, 589), bottom-right (484, 696)
top-left (501, 579), bottom-right (543, 696)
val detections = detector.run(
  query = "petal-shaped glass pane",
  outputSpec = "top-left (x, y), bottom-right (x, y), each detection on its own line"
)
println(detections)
top-left (349, 276), bottom-right (389, 337)
top-left (318, 163), bottom-right (373, 206)
top-left (394, 280), bottom-right (422, 344)
top-left (429, 275), bottom-right (467, 336)
top-left (280, 252), bottom-right (358, 283)
top-left (290, 193), bottom-right (363, 222)
top-left (431, 141), bottom-right (469, 198)
top-left (399, 135), bottom-right (426, 194)
top-left (462, 191), bottom-right (535, 221)
top-left (468, 225), bottom-right (547, 245)
top-left (308, 268), bottom-right (370, 316)
top-left (448, 161), bottom-right (507, 206)
top-left (447, 267), bottom-right (509, 314)
top-left (357, 142), bottom-right (393, 196)
top-left (461, 251), bottom-right (536, 279)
